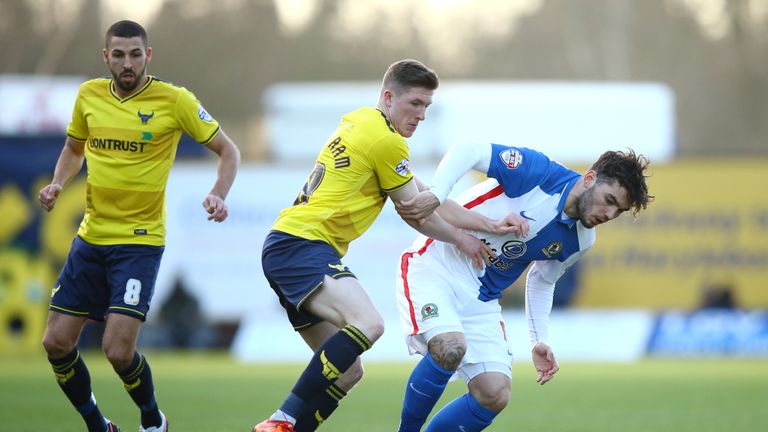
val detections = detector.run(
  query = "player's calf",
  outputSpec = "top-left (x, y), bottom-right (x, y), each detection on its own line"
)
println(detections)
top-left (398, 352), bottom-right (455, 432)
top-left (293, 358), bottom-right (362, 431)
top-left (115, 352), bottom-right (164, 430)
top-left (335, 356), bottom-right (364, 390)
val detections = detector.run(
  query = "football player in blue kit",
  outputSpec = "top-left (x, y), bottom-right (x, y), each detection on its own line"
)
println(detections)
top-left (394, 142), bottom-right (653, 432)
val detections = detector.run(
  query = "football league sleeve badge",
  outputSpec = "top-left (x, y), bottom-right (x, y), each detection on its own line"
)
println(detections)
top-left (499, 148), bottom-right (523, 169)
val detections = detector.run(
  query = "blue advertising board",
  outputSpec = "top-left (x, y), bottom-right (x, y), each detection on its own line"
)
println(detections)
top-left (647, 310), bottom-right (768, 357)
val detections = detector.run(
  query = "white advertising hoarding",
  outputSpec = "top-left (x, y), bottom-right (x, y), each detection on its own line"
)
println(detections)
top-left (264, 81), bottom-right (676, 165)
top-left (0, 75), bottom-right (83, 135)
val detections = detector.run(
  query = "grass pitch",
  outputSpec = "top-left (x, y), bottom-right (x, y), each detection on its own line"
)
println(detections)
top-left (1, 351), bottom-right (766, 431)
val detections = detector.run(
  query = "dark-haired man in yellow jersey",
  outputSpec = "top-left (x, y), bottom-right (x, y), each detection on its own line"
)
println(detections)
top-left (38, 20), bottom-right (240, 432)
top-left (253, 60), bottom-right (520, 432)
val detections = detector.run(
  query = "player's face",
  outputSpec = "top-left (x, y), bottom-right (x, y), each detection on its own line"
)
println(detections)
top-left (103, 36), bottom-right (151, 94)
top-left (385, 86), bottom-right (433, 138)
top-left (577, 179), bottom-right (630, 228)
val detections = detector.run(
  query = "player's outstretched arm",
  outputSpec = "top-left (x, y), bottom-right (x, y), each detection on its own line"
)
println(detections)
top-left (532, 342), bottom-right (560, 385)
top-left (396, 142), bottom-right (492, 223)
top-left (390, 180), bottom-right (495, 269)
top-left (202, 129), bottom-right (240, 222)
top-left (39, 137), bottom-right (85, 212)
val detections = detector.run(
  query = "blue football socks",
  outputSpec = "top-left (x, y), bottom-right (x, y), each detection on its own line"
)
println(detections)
top-left (424, 393), bottom-right (497, 432)
top-left (398, 353), bottom-right (454, 432)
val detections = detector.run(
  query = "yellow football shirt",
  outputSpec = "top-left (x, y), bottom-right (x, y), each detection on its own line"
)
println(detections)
top-left (273, 107), bottom-right (414, 257)
top-left (66, 76), bottom-right (220, 246)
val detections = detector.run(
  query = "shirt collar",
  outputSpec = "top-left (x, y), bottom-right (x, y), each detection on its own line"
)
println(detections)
top-left (557, 177), bottom-right (580, 226)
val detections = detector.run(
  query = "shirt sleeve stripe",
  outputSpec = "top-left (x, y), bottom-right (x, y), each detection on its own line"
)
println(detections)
top-left (200, 125), bottom-right (221, 145)
top-left (66, 133), bottom-right (87, 142)
top-left (381, 176), bottom-right (413, 193)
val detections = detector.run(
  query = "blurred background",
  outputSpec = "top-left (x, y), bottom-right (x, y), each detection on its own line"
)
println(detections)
top-left (1, 0), bottom-right (767, 363)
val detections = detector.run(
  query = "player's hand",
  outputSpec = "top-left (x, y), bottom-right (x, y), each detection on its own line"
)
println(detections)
top-left (395, 191), bottom-right (440, 225)
top-left (489, 212), bottom-right (530, 237)
top-left (203, 194), bottom-right (228, 222)
top-left (532, 342), bottom-right (560, 385)
top-left (39, 183), bottom-right (62, 212)
top-left (456, 231), bottom-right (496, 269)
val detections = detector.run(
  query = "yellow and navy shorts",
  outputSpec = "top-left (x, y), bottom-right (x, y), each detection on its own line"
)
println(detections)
top-left (49, 236), bottom-right (164, 322)
top-left (261, 230), bottom-right (356, 330)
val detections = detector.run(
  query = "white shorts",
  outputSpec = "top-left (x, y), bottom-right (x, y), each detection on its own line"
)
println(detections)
top-left (396, 250), bottom-right (513, 381)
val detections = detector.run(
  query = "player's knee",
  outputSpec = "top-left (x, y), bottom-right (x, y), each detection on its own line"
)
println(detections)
top-left (360, 320), bottom-right (384, 345)
top-left (42, 330), bottom-right (75, 358)
top-left (427, 333), bottom-right (467, 371)
top-left (433, 345), bottom-right (466, 371)
top-left (471, 382), bottom-right (510, 413)
top-left (350, 314), bottom-right (385, 345)
top-left (102, 342), bottom-right (134, 371)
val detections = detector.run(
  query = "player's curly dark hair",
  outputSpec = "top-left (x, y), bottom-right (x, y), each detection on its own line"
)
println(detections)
top-left (106, 20), bottom-right (148, 49)
top-left (591, 149), bottom-right (654, 216)
top-left (382, 59), bottom-right (439, 94)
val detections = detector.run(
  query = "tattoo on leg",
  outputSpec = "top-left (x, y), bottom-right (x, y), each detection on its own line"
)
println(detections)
top-left (428, 334), bottom-right (466, 371)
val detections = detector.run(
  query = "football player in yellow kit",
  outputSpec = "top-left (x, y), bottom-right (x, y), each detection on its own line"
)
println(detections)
top-left (39, 20), bottom-right (240, 432)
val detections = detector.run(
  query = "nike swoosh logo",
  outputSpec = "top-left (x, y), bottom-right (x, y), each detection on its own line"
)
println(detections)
top-left (409, 382), bottom-right (430, 397)
top-left (459, 426), bottom-right (468, 432)
top-left (519, 210), bottom-right (536, 221)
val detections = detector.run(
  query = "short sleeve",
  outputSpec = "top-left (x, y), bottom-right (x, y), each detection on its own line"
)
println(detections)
top-left (66, 85), bottom-right (88, 141)
top-left (369, 135), bottom-right (413, 192)
top-left (486, 145), bottom-right (553, 197)
top-left (175, 88), bottom-right (221, 144)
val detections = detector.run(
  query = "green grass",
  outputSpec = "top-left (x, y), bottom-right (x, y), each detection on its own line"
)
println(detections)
top-left (2, 351), bottom-right (767, 431)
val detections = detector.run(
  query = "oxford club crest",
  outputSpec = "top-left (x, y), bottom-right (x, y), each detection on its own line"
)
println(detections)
top-left (137, 109), bottom-right (154, 125)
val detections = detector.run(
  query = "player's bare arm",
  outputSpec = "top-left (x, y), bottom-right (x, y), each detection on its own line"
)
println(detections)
top-left (395, 176), bottom-right (441, 224)
top-left (202, 129), bottom-right (240, 222)
top-left (390, 180), bottom-right (495, 268)
top-left (39, 137), bottom-right (85, 212)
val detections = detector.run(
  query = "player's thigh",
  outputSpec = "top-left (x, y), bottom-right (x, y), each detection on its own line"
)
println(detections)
top-left (396, 254), bottom-right (463, 356)
top-left (262, 231), bottom-right (358, 330)
top-left (303, 275), bottom-right (383, 339)
top-left (468, 372), bottom-right (511, 413)
top-left (42, 311), bottom-right (89, 356)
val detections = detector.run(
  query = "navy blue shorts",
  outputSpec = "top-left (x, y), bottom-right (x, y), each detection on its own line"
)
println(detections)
top-left (49, 236), bottom-right (164, 321)
top-left (262, 230), bottom-right (356, 330)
